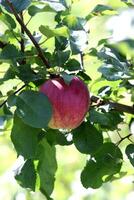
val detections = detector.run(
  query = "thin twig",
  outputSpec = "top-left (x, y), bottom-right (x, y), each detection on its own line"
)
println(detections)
top-left (80, 52), bottom-right (84, 70)
top-left (116, 130), bottom-right (122, 139)
top-left (117, 134), bottom-right (132, 146)
top-left (25, 16), bottom-right (32, 26)
top-left (0, 84), bottom-right (26, 108)
top-left (11, 30), bottom-right (21, 43)
top-left (5, 0), bottom-right (50, 68)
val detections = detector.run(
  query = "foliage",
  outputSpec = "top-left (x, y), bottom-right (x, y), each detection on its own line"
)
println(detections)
top-left (0, 0), bottom-right (134, 199)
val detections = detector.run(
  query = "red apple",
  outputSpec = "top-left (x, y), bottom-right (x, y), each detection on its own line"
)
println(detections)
top-left (39, 76), bottom-right (90, 129)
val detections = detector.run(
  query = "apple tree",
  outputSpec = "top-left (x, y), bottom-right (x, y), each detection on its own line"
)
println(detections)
top-left (0, 0), bottom-right (134, 199)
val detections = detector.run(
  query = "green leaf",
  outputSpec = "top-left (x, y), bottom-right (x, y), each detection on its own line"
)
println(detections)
top-left (92, 4), bottom-right (113, 14)
top-left (98, 64), bottom-right (128, 81)
top-left (1, 0), bottom-right (31, 13)
top-left (15, 159), bottom-right (36, 191)
top-left (125, 144), bottom-right (134, 167)
top-left (61, 72), bottom-right (74, 85)
top-left (94, 143), bottom-right (123, 166)
top-left (77, 71), bottom-right (91, 83)
top-left (7, 94), bottom-right (17, 107)
top-left (45, 129), bottom-right (73, 146)
top-left (0, 44), bottom-right (20, 61)
top-left (73, 122), bottom-right (103, 154)
top-left (55, 36), bottom-right (68, 51)
top-left (37, 138), bottom-right (57, 196)
top-left (17, 64), bottom-right (37, 83)
top-left (98, 86), bottom-right (112, 97)
top-left (97, 47), bottom-right (130, 81)
top-left (62, 15), bottom-right (88, 54)
top-left (3, 66), bottom-right (16, 81)
top-left (81, 159), bottom-right (103, 189)
top-left (39, 25), bottom-right (69, 39)
top-left (70, 30), bottom-right (88, 54)
top-left (28, 5), bottom-right (55, 16)
top-left (64, 58), bottom-right (81, 71)
top-left (63, 15), bottom-right (86, 30)
top-left (11, 114), bottom-right (39, 159)
top-left (16, 90), bottom-right (52, 128)
top-left (89, 109), bottom-right (123, 129)
top-left (0, 13), bottom-right (16, 29)
top-left (43, 0), bottom-right (66, 12)
top-left (53, 50), bottom-right (70, 67)
top-left (81, 143), bottom-right (123, 189)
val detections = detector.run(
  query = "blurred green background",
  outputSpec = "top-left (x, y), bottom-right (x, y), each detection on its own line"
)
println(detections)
top-left (0, 0), bottom-right (134, 199)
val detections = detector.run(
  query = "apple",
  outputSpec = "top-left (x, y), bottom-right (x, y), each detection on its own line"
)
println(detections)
top-left (39, 76), bottom-right (90, 129)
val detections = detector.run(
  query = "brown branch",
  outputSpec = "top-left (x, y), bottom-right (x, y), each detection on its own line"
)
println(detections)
top-left (19, 12), bottom-right (26, 65)
top-left (91, 95), bottom-right (134, 115)
top-left (20, 12), bottom-right (25, 54)
top-left (5, 0), bottom-right (50, 68)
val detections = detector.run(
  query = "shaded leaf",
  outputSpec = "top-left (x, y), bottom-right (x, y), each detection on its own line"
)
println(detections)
top-left (125, 144), bottom-right (134, 167)
top-left (53, 50), bottom-right (70, 67)
top-left (55, 36), bottom-right (68, 51)
top-left (89, 109), bottom-right (123, 130)
top-left (37, 138), bottom-right (57, 196)
top-left (81, 159), bottom-right (103, 189)
top-left (7, 94), bottom-right (17, 107)
top-left (77, 71), bottom-right (91, 83)
top-left (45, 129), bottom-right (73, 146)
top-left (61, 72), bottom-right (74, 85)
top-left (98, 86), bottom-right (112, 97)
top-left (97, 47), bottom-right (130, 81)
top-left (17, 64), bottom-right (37, 83)
top-left (1, 0), bottom-right (31, 13)
top-left (0, 44), bottom-right (21, 61)
top-left (15, 160), bottom-right (36, 191)
top-left (64, 58), bottom-right (81, 71)
top-left (11, 114), bottom-right (39, 159)
top-left (16, 90), bottom-right (52, 128)
top-left (73, 122), bottom-right (103, 154)
top-left (81, 143), bottom-right (123, 189)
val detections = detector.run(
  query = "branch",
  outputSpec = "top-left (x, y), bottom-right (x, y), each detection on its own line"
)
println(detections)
top-left (5, 0), bottom-right (50, 68)
top-left (0, 84), bottom-right (26, 108)
top-left (117, 134), bottom-right (133, 146)
top-left (91, 95), bottom-right (134, 115)
top-left (19, 12), bottom-right (26, 65)
top-left (0, 41), bottom-right (7, 49)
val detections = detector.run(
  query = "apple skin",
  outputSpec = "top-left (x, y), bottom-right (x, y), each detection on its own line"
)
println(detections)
top-left (39, 76), bottom-right (90, 129)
